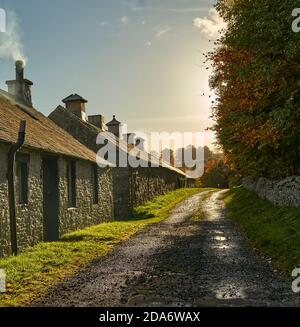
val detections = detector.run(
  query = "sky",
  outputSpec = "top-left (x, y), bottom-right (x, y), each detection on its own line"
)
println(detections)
top-left (0, 0), bottom-right (221, 150)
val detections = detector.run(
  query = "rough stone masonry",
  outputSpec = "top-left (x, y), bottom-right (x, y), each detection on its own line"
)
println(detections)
top-left (243, 176), bottom-right (300, 208)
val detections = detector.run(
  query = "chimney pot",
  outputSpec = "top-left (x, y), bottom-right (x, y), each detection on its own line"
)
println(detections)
top-left (15, 60), bottom-right (24, 81)
top-left (106, 115), bottom-right (121, 138)
top-left (88, 115), bottom-right (105, 130)
top-left (62, 94), bottom-right (88, 121)
top-left (6, 61), bottom-right (33, 107)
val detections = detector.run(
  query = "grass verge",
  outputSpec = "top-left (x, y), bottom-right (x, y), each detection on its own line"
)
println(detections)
top-left (0, 188), bottom-right (203, 307)
top-left (224, 186), bottom-right (300, 273)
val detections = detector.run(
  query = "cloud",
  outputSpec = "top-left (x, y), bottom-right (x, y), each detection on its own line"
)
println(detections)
top-left (168, 7), bottom-right (207, 13)
top-left (0, 10), bottom-right (27, 64)
top-left (193, 8), bottom-right (226, 40)
top-left (122, 0), bottom-right (148, 8)
top-left (130, 114), bottom-right (211, 125)
top-left (123, 0), bottom-right (207, 13)
top-left (145, 25), bottom-right (174, 47)
top-left (121, 16), bottom-right (129, 24)
top-left (154, 25), bottom-right (174, 40)
top-left (131, 6), bottom-right (207, 13)
top-left (100, 21), bottom-right (109, 26)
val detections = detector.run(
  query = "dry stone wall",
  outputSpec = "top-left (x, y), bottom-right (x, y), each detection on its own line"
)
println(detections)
top-left (243, 176), bottom-right (300, 208)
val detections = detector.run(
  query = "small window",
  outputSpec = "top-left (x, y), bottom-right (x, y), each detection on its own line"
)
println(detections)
top-left (67, 161), bottom-right (76, 208)
top-left (92, 165), bottom-right (99, 205)
top-left (16, 154), bottom-right (30, 204)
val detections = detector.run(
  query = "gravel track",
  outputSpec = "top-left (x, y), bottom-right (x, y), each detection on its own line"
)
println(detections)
top-left (34, 191), bottom-right (300, 307)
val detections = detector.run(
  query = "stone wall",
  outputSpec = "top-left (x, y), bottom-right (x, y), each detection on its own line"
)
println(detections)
top-left (15, 151), bottom-right (44, 251)
top-left (131, 167), bottom-right (180, 207)
top-left (243, 176), bottom-right (300, 208)
top-left (0, 145), bottom-right (44, 256)
top-left (0, 144), bottom-right (113, 257)
top-left (58, 159), bottom-right (113, 235)
top-left (49, 107), bottom-right (100, 153)
top-left (49, 107), bottom-right (187, 219)
top-left (112, 167), bottom-right (183, 219)
top-left (112, 167), bottom-right (133, 219)
top-left (0, 144), bottom-right (11, 257)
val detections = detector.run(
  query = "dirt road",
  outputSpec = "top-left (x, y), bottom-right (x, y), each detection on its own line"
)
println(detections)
top-left (35, 191), bottom-right (299, 307)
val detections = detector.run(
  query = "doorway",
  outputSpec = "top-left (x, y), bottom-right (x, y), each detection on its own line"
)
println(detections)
top-left (42, 156), bottom-right (59, 241)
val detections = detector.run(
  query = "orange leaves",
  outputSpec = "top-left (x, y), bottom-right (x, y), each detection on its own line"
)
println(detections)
top-left (204, 159), bottom-right (220, 174)
top-left (208, 0), bottom-right (300, 179)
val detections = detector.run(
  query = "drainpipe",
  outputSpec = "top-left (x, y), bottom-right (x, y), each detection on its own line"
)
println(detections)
top-left (7, 121), bottom-right (26, 256)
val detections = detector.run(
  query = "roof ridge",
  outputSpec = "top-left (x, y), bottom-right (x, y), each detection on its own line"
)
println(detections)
top-left (49, 106), bottom-right (186, 176)
top-left (0, 95), bottom-right (101, 163)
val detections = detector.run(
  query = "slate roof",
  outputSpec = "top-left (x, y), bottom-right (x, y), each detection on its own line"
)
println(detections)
top-left (0, 91), bottom-right (106, 164)
top-left (49, 105), bottom-right (186, 176)
top-left (62, 94), bottom-right (88, 103)
top-left (106, 115), bottom-right (121, 126)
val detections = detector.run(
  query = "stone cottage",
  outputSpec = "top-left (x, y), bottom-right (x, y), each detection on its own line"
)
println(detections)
top-left (49, 95), bottom-right (187, 218)
top-left (0, 62), bottom-right (113, 257)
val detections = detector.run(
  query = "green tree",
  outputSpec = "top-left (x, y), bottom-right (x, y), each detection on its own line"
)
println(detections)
top-left (210, 0), bottom-right (300, 179)
top-left (200, 160), bottom-right (231, 188)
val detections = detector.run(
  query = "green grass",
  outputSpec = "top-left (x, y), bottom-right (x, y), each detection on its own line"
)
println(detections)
top-left (224, 186), bottom-right (300, 273)
top-left (0, 188), bottom-right (203, 307)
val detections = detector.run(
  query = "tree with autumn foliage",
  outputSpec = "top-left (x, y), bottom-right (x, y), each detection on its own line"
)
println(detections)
top-left (209, 0), bottom-right (300, 179)
top-left (200, 159), bottom-right (232, 188)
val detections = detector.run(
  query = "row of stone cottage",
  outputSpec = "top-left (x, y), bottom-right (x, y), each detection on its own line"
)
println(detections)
top-left (0, 62), bottom-right (191, 257)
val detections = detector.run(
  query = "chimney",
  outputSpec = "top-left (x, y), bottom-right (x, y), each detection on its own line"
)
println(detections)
top-left (16, 60), bottom-right (24, 81)
top-left (88, 115), bottom-right (105, 130)
top-left (62, 94), bottom-right (88, 121)
top-left (106, 115), bottom-right (121, 138)
top-left (6, 61), bottom-right (33, 107)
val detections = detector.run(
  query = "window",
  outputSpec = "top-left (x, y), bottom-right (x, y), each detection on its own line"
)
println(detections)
top-left (67, 161), bottom-right (76, 208)
top-left (16, 154), bottom-right (30, 204)
top-left (92, 165), bottom-right (99, 205)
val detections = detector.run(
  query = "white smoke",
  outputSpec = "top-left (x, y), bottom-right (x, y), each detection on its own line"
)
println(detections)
top-left (0, 11), bottom-right (27, 64)
top-left (0, 8), bottom-right (5, 33)
top-left (194, 8), bottom-right (227, 40)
